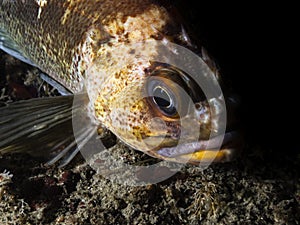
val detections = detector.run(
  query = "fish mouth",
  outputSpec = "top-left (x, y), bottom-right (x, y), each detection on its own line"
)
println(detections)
top-left (155, 131), bottom-right (241, 164)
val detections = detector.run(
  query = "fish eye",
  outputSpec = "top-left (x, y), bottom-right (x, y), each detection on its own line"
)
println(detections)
top-left (146, 63), bottom-right (206, 118)
top-left (147, 78), bottom-right (178, 117)
top-left (152, 86), bottom-right (177, 116)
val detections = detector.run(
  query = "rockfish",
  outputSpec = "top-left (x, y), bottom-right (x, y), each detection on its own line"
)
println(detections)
top-left (0, 0), bottom-right (239, 167)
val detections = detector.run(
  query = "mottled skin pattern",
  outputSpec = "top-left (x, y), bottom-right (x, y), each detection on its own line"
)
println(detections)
top-left (0, 0), bottom-right (231, 163)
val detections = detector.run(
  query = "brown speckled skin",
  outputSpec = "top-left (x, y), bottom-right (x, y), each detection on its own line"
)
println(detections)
top-left (0, 0), bottom-right (226, 163)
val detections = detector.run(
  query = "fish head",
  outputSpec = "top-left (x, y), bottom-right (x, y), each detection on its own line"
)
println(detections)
top-left (82, 4), bottom-right (239, 165)
top-left (89, 48), bottom-right (236, 164)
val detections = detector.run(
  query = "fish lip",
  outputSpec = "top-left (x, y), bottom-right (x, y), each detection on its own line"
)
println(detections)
top-left (156, 131), bottom-right (240, 158)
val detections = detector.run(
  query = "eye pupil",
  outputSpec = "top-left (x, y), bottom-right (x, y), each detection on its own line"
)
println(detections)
top-left (153, 96), bottom-right (170, 108)
top-left (153, 87), bottom-right (171, 107)
top-left (152, 86), bottom-right (177, 116)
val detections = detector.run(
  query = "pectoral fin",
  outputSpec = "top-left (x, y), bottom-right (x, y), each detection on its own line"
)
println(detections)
top-left (0, 94), bottom-right (92, 167)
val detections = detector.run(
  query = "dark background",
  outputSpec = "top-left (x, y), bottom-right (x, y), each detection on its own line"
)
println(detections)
top-left (174, 1), bottom-right (298, 156)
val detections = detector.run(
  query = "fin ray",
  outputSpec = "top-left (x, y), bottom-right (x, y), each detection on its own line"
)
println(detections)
top-left (0, 94), bottom-right (91, 166)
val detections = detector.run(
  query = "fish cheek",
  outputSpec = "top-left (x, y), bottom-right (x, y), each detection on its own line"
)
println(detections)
top-left (93, 76), bottom-right (177, 151)
top-left (94, 90), bottom-right (148, 141)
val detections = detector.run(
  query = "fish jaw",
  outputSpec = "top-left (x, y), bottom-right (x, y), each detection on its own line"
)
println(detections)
top-left (152, 131), bottom-right (241, 164)
top-left (148, 148), bottom-right (236, 164)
